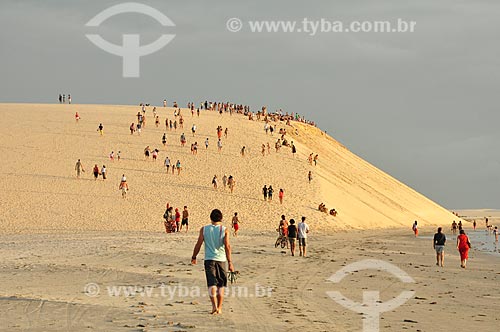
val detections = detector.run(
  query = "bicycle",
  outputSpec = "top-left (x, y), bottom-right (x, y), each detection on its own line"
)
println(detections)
top-left (275, 233), bottom-right (288, 249)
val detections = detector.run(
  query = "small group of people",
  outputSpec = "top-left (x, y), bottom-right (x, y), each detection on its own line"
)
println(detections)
top-left (144, 146), bottom-right (160, 161)
top-left (163, 156), bottom-right (182, 175)
top-left (307, 153), bottom-right (319, 166)
top-left (212, 174), bottom-right (236, 192)
top-left (432, 226), bottom-right (471, 269)
top-left (58, 94), bottom-right (71, 104)
top-left (278, 215), bottom-right (310, 257)
top-left (318, 203), bottom-right (337, 216)
top-left (163, 204), bottom-right (189, 233)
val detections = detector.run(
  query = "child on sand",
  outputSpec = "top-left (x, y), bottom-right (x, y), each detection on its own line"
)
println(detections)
top-left (232, 212), bottom-right (240, 236)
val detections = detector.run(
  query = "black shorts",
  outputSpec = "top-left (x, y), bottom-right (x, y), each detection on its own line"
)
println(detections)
top-left (204, 260), bottom-right (227, 288)
top-left (182, 218), bottom-right (188, 225)
top-left (298, 238), bottom-right (307, 246)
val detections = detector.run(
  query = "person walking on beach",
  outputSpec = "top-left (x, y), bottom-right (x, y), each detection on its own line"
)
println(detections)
top-left (473, 220), bottom-right (477, 230)
top-left (191, 209), bottom-right (235, 315)
top-left (164, 156), bottom-right (171, 173)
top-left (412, 221), bottom-right (419, 237)
top-left (175, 208), bottom-right (181, 232)
top-left (117, 151), bottom-right (121, 161)
top-left (227, 175), bottom-right (235, 193)
top-left (457, 229), bottom-right (471, 268)
top-left (176, 160), bottom-right (182, 175)
top-left (181, 206), bottom-right (189, 232)
top-left (75, 159), bottom-right (85, 178)
top-left (92, 164), bottom-right (100, 180)
top-left (494, 226), bottom-right (499, 243)
top-left (298, 216), bottom-right (309, 257)
top-left (101, 165), bottom-right (107, 180)
top-left (267, 185), bottom-right (274, 201)
top-left (222, 174), bottom-right (228, 190)
top-left (119, 175), bottom-right (128, 198)
top-left (262, 185), bottom-right (268, 201)
top-left (433, 227), bottom-right (446, 267)
top-left (212, 175), bottom-right (218, 190)
top-left (287, 219), bottom-right (298, 256)
top-left (97, 123), bottom-right (104, 136)
top-left (278, 189), bottom-right (284, 204)
top-left (232, 212), bottom-right (240, 237)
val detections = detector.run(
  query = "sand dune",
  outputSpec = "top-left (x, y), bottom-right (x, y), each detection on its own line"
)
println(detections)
top-left (0, 103), bottom-right (460, 234)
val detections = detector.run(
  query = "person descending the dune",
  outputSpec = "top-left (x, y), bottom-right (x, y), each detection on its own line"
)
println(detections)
top-left (279, 189), bottom-right (284, 204)
top-left (262, 185), bottom-right (268, 201)
top-left (227, 175), bottom-right (235, 193)
top-left (75, 159), bottom-right (85, 178)
top-left (97, 123), bottom-right (104, 136)
top-left (162, 133), bottom-right (167, 146)
top-left (164, 156), bottom-right (171, 173)
top-left (119, 174), bottom-right (128, 198)
top-left (308, 171), bottom-right (312, 183)
top-left (222, 174), bottom-right (228, 190)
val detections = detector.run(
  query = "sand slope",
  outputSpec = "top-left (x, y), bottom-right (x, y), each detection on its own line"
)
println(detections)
top-left (0, 103), bottom-right (459, 234)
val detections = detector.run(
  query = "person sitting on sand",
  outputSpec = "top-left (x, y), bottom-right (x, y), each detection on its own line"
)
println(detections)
top-left (191, 209), bottom-right (235, 315)
top-left (329, 208), bottom-right (337, 217)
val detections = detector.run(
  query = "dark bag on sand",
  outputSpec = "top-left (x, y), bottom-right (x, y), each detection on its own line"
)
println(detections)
top-left (163, 210), bottom-right (169, 220)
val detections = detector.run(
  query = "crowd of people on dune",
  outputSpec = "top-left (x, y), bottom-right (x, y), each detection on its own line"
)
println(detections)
top-left (72, 97), bottom-right (337, 237)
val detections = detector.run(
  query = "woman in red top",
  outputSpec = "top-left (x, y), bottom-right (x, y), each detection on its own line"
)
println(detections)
top-left (456, 229), bottom-right (471, 268)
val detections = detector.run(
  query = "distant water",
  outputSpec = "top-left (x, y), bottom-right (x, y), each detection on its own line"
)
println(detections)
top-left (420, 230), bottom-right (500, 257)
top-left (467, 230), bottom-right (500, 256)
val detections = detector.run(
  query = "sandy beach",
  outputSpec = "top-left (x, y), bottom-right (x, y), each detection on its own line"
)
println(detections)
top-left (0, 103), bottom-right (498, 331)
top-left (0, 227), bottom-right (499, 331)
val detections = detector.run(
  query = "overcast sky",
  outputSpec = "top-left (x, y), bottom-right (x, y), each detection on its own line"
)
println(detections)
top-left (1, 0), bottom-right (499, 209)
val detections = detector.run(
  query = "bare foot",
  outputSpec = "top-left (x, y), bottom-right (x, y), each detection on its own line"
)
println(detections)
top-left (210, 307), bottom-right (219, 315)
